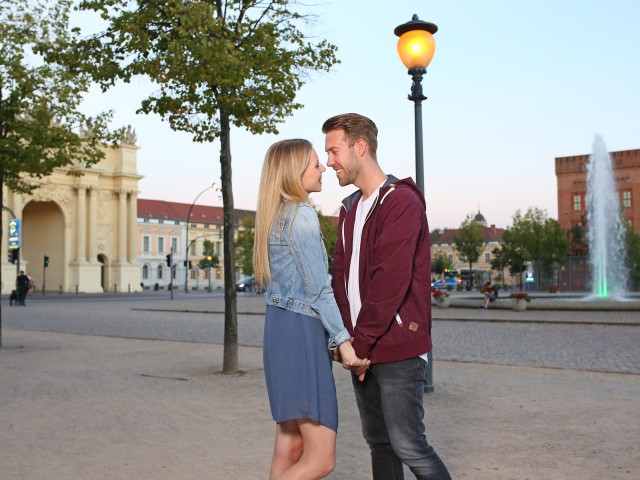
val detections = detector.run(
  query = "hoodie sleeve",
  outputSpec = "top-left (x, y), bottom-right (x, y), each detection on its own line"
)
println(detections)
top-left (331, 206), bottom-right (353, 335)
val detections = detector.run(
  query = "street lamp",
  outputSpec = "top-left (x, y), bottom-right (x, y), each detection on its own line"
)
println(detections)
top-left (185, 183), bottom-right (218, 293)
top-left (394, 14), bottom-right (437, 193)
top-left (206, 255), bottom-right (213, 292)
top-left (395, 14), bottom-right (437, 393)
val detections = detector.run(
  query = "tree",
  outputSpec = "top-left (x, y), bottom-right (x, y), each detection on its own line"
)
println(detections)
top-left (317, 208), bottom-right (338, 273)
top-left (501, 210), bottom-right (533, 290)
top-left (234, 215), bottom-right (255, 276)
top-left (198, 239), bottom-right (218, 269)
top-left (0, 0), bottom-right (119, 347)
top-left (504, 208), bottom-right (570, 289)
top-left (624, 224), bottom-right (640, 290)
top-left (59, 0), bottom-right (339, 372)
top-left (490, 246), bottom-right (509, 286)
top-left (453, 214), bottom-right (484, 289)
top-left (539, 218), bottom-right (570, 286)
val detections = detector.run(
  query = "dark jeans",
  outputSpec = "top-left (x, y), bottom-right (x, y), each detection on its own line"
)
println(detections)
top-left (352, 357), bottom-right (451, 480)
top-left (17, 288), bottom-right (27, 306)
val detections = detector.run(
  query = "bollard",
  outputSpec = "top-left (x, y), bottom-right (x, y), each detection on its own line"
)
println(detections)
top-left (76, 284), bottom-right (78, 294)
top-left (59, 285), bottom-right (62, 295)
top-left (128, 283), bottom-right (130, 293)
top-left (113, 283), bottom-right (117, 293)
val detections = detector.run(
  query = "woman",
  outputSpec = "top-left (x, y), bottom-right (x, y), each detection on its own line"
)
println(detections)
top-left (253, 139), bottom-right (368, 479)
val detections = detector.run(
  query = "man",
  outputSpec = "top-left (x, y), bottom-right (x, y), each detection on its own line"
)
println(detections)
top-left (16, 270), bottom-right (30, 306)
top-left (481, 280), bottom-right (497, 309)
top-left (323, 113), bottom-right (451, 480)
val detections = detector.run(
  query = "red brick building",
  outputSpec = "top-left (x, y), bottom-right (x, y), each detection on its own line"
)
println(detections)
top-left (555, 148), bottom-right (640, 234)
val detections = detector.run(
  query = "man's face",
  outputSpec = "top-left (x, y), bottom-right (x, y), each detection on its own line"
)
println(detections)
top-left (324, 129), bottom-right (361, 187)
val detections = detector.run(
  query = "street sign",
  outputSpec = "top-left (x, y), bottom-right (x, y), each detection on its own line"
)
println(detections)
top-left (8, 219), bottom-right (21, 249)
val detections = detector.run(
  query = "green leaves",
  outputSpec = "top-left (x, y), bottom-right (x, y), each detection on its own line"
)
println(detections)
top-left (64, 0), bottom-right (339, 142)
top-left (1, 0), bottom-right (120, 194)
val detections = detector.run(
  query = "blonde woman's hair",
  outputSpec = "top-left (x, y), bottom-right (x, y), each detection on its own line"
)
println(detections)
top-left (253, 139), bottom-right (313, 284)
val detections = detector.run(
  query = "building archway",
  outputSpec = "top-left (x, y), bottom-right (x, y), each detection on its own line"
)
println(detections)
top-left (22, 200), bottom-right (65, 293)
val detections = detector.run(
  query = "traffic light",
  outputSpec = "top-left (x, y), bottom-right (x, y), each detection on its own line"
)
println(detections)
top-left (166, 254), bottom-right (171, 267)
top-left (44, 255), bottom-right (50, 267)
top-left (188, 260), bottom-right (193, 269)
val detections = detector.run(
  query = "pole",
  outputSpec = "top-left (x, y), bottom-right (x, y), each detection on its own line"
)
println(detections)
top-left (408, 68), bottom-right (426, 193)
top-left (42, 256), bottom-right (46, 296)
top-left (408, 67), bottom-right (434, 392)
top-left (170, 246), bottom-right (174, 301)
top-left (185, 184), bottom-right (217, 293)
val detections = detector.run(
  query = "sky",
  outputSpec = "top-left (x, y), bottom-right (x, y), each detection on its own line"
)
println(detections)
top-left (76, 0), bottom-right (640, 230)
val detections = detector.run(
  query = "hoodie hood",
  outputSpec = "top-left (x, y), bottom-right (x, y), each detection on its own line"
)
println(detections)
top-left (341, 175), bottom-right (425, 213)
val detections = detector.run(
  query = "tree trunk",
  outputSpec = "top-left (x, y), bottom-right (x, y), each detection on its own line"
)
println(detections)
top-left (0, 173), bottom-right (3, 348)
top-left (219, 108), bottom-right (238, 373)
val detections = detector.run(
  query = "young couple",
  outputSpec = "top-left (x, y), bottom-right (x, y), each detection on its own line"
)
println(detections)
top-left (254, 113), bottom-right (451, 480)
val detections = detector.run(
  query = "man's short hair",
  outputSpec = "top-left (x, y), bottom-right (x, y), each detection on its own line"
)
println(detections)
top-left (322, 113), bottom-right (378, 159)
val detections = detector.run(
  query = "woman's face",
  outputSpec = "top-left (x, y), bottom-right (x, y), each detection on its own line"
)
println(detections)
top-left (301, 148), bottom-right (326, 194)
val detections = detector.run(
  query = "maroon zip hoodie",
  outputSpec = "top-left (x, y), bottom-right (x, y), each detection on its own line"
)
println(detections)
top-left (332, 176), bottom-right (432, 364)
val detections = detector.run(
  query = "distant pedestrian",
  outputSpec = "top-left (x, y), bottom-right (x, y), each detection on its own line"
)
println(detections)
top-left (16, 271), bottom-right (30, 306)
top-left (481, 281), bottom-right (497, 309)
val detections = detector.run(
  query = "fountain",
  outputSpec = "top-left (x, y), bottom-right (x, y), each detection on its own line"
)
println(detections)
top-left (585, 135), bottom-right (629, 299)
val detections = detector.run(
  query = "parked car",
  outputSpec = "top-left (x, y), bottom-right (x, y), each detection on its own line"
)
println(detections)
top-left (235, 276), bottom-right (257, 292)
top-left (431, 277), bottom-right (459, 291)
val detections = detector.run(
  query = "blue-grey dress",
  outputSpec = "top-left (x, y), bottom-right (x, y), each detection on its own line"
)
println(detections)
top-left (263, 305), bottom-right (338, 432)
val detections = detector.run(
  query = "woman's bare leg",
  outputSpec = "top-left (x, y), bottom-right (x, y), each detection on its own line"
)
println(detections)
top-left (270, 420), bottom-right (303, 479)
top-left (276, 419), bottom-right (336, 480)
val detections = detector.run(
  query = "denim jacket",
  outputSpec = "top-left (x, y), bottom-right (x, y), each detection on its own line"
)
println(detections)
top-left (265, 202), bottom-right (351, 349)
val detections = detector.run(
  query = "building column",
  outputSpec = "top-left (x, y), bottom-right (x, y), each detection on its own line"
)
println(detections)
top-left (88, 187), bottom-right (98, 263)
top-left (75, 185), bottom-right (88, 263)
top-left (117, 189), bottom-right (128, 263)
top-left (128, 191), bottom-right (137, 263)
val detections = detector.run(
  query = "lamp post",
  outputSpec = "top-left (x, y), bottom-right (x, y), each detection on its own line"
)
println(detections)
top-left (394, 14), bottom-right (437, 194)
top-left (185, 183), bottom-right (218, 293)
top-left (395, 14), bottom-right (437, 393)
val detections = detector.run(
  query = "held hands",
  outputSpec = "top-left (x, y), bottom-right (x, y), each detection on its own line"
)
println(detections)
top-left (336, 339), bottom-right (370, 382)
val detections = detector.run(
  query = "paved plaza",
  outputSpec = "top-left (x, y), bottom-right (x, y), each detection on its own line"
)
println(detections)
top-left (0, 292), bottom-right (638, 479)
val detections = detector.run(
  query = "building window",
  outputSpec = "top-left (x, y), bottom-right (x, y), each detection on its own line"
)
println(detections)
top-left (143, 236), bottom-right (150, 253)
top-left (448, 254), bottom-right (453, 263)
top-left (190, 241), bottom-right (196, 256)
top-left (157, 265), bottom-right (163, 280)
top-left (459, 253), bottom-right (466, 262)
top-left (622, 190), bottom-right (631, 208)
top-left (215, 242), bottom-right (221, 256)
top-left (190, 270), bottom-right (198, 280)
top-left (485, 252), bottom-right (490, 263)
top-left (158, 237), bottom-right (164, 253)
top-left (573, 194), bottom-right (582, 211)
top-left (171, 237), bottom-right (178, 254)
top-left (142, 265), bottom-right (149, 280)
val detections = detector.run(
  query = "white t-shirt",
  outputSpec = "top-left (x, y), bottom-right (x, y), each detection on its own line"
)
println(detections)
top-left (348, 189), bottom-right (379, 329)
